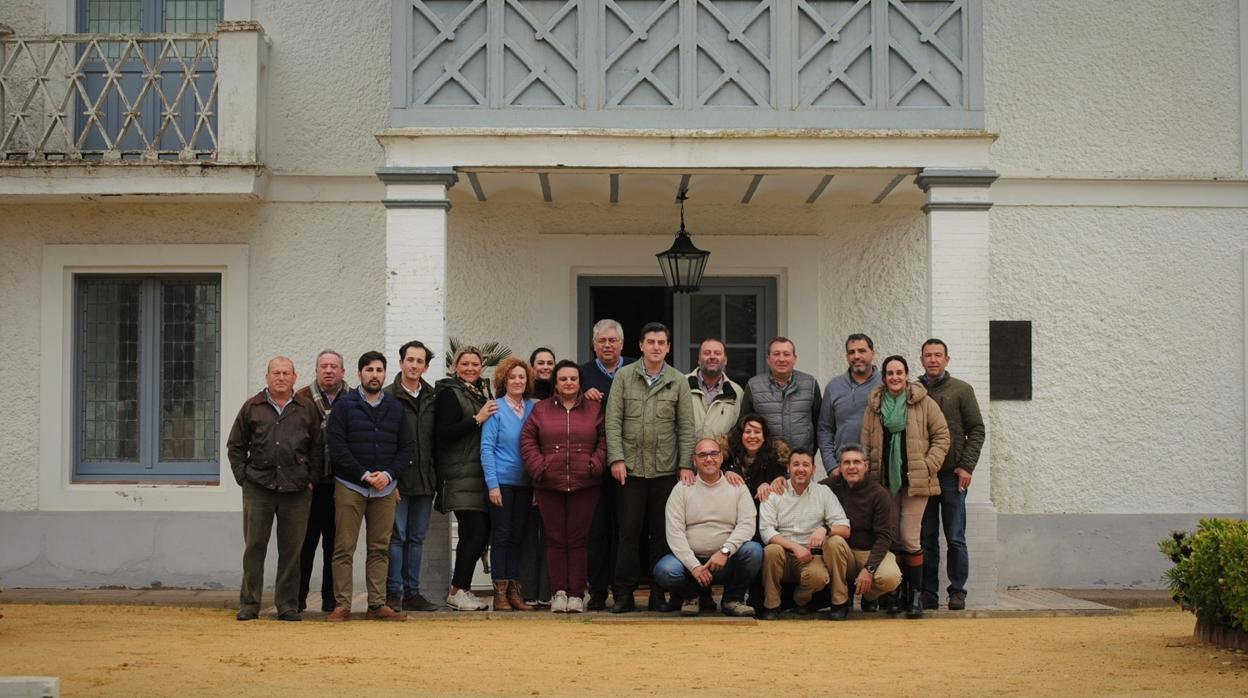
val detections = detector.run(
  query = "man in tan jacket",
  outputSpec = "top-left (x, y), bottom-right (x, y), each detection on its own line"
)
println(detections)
top-left (686, 338), bottom-right (743, 441)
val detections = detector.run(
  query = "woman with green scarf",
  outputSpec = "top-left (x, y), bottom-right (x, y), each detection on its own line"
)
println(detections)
top-left (861, 354), bottom-right (949, 619)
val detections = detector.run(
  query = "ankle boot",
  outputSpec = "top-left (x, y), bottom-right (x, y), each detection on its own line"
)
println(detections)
top-left (507, 580), bottom-right (534, 611)
top-left (904, 561), bottom-right (924, 619)
top-left (492, 581), bottom-right (512, 611)
top-left (884, 573), bottom-right (904, 615)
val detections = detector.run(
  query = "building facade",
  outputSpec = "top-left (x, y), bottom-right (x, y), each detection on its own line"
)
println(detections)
top-left (1, 0), bottom-right (1245, 600)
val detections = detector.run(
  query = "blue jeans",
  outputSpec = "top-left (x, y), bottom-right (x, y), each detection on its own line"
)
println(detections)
top-left (489, 485), bottom-right (532, 581)
top-left (652, 541), bottom-right (763, 604)
top-left (921, 470), bottom-right (969, 596)
top-left (387, 494), bottom-right (434, 598)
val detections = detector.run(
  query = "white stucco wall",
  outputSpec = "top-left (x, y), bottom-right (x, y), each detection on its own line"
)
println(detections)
top-left (990, 205), bottom-right (1248, 514)
top-left (0, 202), bottom-right (384, 511)
top-left (443, 198), bottom-right (927, 382)
top-left (3, 0), bottom-right (44, 32)
top-left (253, 0), bottom-right (390, 175)
top-left (983, 0), bottom-right (1242, 177)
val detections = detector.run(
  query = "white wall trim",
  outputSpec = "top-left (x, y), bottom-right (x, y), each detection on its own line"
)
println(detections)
top-left (1243, 248), bottom-right (1247, 513)
top-left (994, 178), bottom-right (1248, 208)
top-left (45, 0), bottom-right (74, 32)
top-left (39, 244), bottom-right (249, 512)
top-left (1241, 0), bottom-right (1247, 175)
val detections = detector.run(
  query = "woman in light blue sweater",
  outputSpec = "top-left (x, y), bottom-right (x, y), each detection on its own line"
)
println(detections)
top-left (481, 355), bottom-right (536, 610)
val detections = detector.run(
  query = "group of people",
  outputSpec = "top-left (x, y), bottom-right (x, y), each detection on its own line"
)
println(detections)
top-left (226, 318), bottom-right (983, 622)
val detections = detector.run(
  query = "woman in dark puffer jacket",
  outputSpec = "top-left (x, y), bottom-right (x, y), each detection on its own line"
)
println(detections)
top-left (520, 360), bottom-right (606, 613)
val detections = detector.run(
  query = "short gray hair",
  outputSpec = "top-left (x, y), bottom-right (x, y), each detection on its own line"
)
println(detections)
top-left (837, 442), bottom-right (868, 462)
top-left (314, 349), bottom-right (344, 368)
top-left (592, 318), bottom-right (624, 339)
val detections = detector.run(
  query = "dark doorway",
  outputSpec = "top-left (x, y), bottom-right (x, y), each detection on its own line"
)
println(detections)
top-left (578, 279), bottom-right (674, 364)
top-left (578, 276), bottom-right (777, 379)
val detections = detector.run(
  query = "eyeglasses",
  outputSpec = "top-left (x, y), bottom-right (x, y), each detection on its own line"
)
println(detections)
top-left (694, 451), bottom-right (721, 460)
top-left (595, 337), bottom-right (622, 345)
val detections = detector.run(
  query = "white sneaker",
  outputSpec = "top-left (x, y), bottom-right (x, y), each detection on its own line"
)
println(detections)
top-left (447, 588), bottom-right (485, 611)
top-left (566, 596), bottom-right (584, 614)
top-left (551, 590), bottom-right (568, 613)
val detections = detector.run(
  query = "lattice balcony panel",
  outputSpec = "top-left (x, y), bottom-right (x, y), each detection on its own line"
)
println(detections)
top-left (0, 33), bottom-right (218, 161)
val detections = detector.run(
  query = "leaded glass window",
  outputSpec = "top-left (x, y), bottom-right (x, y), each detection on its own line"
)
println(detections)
top-left (75, 275), bottom-right (221, 481)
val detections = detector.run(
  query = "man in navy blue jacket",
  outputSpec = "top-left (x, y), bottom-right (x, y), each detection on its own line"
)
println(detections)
top-left (326, 351), bottom-right (412, 621)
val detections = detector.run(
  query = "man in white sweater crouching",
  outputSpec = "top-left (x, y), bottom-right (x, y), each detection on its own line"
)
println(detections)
top-left (652, 437), bottom-right (763, 617)
top-left (757, 448), bottom-right (851, 620)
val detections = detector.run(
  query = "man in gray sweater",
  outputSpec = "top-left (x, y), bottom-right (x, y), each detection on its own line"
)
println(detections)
top-left (652, 438), bottom-right (762, 617)
top-left (817, 333), bottom-right (882, 477)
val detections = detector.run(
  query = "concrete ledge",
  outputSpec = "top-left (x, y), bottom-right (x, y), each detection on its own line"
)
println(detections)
top-left (0, 163), bottom-right (267, 201)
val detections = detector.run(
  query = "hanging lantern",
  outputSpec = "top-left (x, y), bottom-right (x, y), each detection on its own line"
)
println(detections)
top-left (656, 189), bottom-right (710, 293)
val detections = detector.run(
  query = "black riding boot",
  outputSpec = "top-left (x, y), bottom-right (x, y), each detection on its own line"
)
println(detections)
top-left (904, 560), bottom-right (924, 619)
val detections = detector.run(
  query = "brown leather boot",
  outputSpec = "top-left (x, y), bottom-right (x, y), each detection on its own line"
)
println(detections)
top-left (507, 580), bottom-right (534, 611)
top-left (492, 581), bottom-right (513, 611)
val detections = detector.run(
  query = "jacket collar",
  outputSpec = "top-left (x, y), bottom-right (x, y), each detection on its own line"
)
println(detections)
top-left (388, 374), bottom-right (432, 405)
top-left (686, 370), bottom-right (738, 403)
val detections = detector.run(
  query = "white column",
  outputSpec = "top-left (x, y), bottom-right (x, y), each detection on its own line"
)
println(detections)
top-left (378, 167), bottom-right (456, 379)
top-left (378, 166), bottom-right (457, 598)
top-left (215, 21), bottom-right (266, 164)
top-left (916, 167), bottom-right (999, 605)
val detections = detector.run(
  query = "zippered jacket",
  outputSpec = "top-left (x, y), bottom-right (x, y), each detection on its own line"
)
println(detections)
top-left (520, 394), bottom-right (606, 492)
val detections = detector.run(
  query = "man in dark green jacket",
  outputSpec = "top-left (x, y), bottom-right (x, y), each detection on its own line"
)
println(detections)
top-left (386, 340), bottom-right (440, 612)
top-left (605, 322), bottom-right (696, 612)
top-left (227, 356), bottom-right (324, 622)
top-left (918, 339), bottom-right (985, 611)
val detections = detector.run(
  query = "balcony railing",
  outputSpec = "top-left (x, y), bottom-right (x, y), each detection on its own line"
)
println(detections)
top-left (391, 0), bottom-right (983, 130)
top-left (0, 21), bottom-right (263, 164)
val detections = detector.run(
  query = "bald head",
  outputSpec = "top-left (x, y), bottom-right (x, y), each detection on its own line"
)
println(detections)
top-left (693, 437), bottom-right (725, 482)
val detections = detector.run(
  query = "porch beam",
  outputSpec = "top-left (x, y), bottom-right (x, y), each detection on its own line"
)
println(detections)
top-left (741, 174), bottom-right (763, 204)
top-left (805, 175), bottom-right (833, 204)
top-left (872, 174), bottom-right (906, 203)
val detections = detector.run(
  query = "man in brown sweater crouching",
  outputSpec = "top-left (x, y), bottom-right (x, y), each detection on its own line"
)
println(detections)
top-left (822, 443), bottom-right (902, 620)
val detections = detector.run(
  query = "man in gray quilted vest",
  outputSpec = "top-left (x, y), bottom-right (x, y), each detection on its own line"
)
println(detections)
top-left (738, 337), bottom-right (822, 473)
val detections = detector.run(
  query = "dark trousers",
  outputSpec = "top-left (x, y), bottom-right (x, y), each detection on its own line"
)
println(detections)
top-left (240, 480), bottom-right (312, 615)
top-left (519, 501), bottom-right (551, 600)
top-left (452, 509), bottom-right (491, 590)
top-left (921, 470), bottom-right (970, 596)
top-left (613, 474), bottom-right (677, 591)
top-left (535, 486), bottom-right (599, 598)
top-left (488, 485), bottom-right (531, 581)
top-left (586, 476), bottom-right (618, 596)
top-left (298, 480), bottom-right (335, 612)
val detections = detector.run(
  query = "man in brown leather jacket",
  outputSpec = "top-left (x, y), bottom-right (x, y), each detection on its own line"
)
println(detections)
top-left (227, 356), bottom-right (324, 622)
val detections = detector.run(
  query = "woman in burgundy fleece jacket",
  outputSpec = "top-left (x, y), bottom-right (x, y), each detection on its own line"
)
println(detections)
top-left (520, 360), bottom-right (606, 613)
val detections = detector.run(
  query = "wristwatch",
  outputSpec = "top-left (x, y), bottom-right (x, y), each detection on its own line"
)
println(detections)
top-left (864, 563), bottom-right (878, 574)
top-left (720, 545), bottom-right (732, 556)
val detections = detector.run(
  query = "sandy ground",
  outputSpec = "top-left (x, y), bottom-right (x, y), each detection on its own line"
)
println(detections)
top-left (0, 606), bottom-right (1244, 696)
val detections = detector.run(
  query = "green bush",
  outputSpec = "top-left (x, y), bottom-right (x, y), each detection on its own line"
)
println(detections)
top-left (1159, 518), bottom-right (1248, 631)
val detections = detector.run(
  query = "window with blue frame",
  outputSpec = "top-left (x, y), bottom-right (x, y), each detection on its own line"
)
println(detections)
top-left (77, 0), bottom-right (222, 158)
top-left (75, 275), bottom-right (221, 481)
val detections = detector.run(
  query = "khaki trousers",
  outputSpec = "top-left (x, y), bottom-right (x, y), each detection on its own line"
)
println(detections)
top-left (824, 536), bottom-right (902, 605)
top-left (761, 542), bottom-right (835, 609)
top-left (332, 482), bottom-right (397, 609)
top-left (895, 491), bottom-right (928, 553)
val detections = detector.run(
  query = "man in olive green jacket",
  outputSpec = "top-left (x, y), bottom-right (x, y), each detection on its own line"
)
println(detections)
top-left (605, 322), bottom-right (696, 612)
top-left (918, 339), bottom-right (985, 611)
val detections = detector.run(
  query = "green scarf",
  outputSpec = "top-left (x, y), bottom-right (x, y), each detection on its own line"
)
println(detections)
top-left (881, 390), bottom-right (908, 495)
